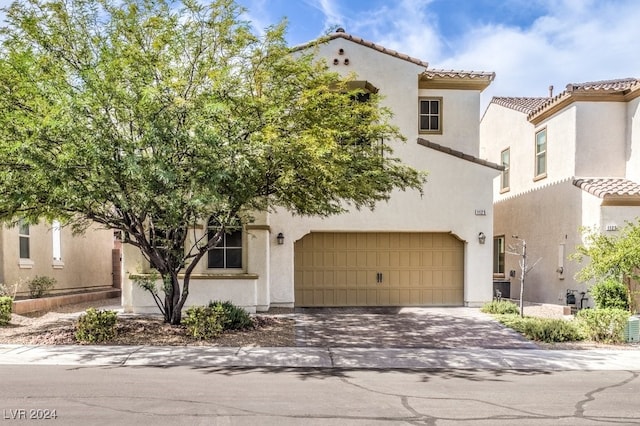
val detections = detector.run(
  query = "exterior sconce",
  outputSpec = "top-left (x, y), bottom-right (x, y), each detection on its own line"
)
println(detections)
top-left (276, 232), bottom-right (284, 245)
top-left (478, 232), bottom-right (486, 244)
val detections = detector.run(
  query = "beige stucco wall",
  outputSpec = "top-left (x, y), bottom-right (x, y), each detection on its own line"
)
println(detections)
top-left (494, 180), bottom-right (586, 304)
top-left (574, 102), bottom-right (627, 177)
top-left (0, 221), bottom-right (114, 297)
top-left (626, 96), bottom-right (640, 181)
top-left (480, 103), bottom-right (539, 197)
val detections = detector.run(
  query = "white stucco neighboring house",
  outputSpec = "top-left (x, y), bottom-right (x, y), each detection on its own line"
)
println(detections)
top-left (122, 30), bottom-right (500, 313)
top-left (480, 78), bottom-right (640, 307)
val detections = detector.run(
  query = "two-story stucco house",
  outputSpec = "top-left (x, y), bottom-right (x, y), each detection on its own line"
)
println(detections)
top-left (480, 78), bottom-right (640, 306)
top-left (0, 221), bottom-right (115, 298)
top-left (122, 30), bottom-right (501, 313)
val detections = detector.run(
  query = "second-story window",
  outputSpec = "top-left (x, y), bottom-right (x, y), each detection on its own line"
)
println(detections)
top-left (419, 97), bottom-right (442, 134)
top-left (535, 128), bottom-right (547, 178)
top-left (500, 148), bottom-right (510, 192)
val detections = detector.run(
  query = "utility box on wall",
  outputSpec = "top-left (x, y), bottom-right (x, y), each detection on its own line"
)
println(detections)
top-left (493, 280), bottom-right (511, 299)
top-left (625, 316), bottom-right (640, 343)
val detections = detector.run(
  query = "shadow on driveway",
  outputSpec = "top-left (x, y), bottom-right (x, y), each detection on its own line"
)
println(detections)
top-left (294, 307), bottom-right (539, 349)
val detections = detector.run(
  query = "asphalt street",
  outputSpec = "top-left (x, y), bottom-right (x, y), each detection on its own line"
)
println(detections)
top-left (1, 365), bottom-right (639, 425)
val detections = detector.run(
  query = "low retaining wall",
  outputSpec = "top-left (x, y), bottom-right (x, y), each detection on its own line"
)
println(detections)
top-left (12, 288), bottom-right (121, 315)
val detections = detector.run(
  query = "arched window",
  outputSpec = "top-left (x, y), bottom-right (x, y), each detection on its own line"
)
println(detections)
top-left (207, 217), bottom-right (242, 269)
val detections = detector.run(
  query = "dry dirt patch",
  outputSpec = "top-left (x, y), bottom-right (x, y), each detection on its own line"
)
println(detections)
top-left (0, 298), bottom-right (295, 347)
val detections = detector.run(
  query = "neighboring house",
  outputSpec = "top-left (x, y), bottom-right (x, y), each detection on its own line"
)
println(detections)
top-left (122, 29), bottom-right (500, 313)
top-left (480, 78), bottom-right (640, 307)
top-left (0, 220), bottom-right (116, 297)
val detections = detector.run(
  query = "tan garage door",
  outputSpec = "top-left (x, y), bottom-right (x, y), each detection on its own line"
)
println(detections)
top-left (294, 232), bottom-right (464, 307)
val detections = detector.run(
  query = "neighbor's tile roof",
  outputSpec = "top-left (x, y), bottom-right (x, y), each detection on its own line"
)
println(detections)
top-left (566, 78), bottom-right (640, 92)
top-left (491, 97), bottom-right (551, 114)
top-left (573, 178), bottom-right (640, 199)
top-left (528, 78), bottom-right (640, 120)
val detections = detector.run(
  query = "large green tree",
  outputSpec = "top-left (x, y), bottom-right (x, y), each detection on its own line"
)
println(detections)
top-left (0, 0), bottom-right (423, 324)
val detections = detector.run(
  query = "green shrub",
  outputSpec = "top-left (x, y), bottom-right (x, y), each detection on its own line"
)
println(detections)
top-left (481, 300), bottom-right (520, 315)
top-left (0, 296), bottom-right (13, 326)
top-left (209, 300), bottom-right (254, 331)
top-left (497, 315), bottom-right (584, 343)
top-left (28, 276), bottom-right (56, 298)
top-left (75, 308), bottom-right (118, 343)
top-left (577, 308), bottom-right (631, 344)
top-left (590, 278), bottom-right (629, 310)
top-left (182, 305), bottom-right (225, 339)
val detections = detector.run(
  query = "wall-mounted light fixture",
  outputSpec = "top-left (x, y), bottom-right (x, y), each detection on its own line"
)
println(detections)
top-left (478, 232), bottom-right (486, 244)
top-left (276, 232), bottom-right (285, 245)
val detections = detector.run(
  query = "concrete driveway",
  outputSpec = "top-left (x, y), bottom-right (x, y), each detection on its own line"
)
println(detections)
top-left (294, 307), bottom-right (539, 349)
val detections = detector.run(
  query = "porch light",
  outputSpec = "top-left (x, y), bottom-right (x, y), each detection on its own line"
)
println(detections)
top-left (478, 232), bottom-right (486, 244)
top-left (276, 232), bottom-right (285, 245)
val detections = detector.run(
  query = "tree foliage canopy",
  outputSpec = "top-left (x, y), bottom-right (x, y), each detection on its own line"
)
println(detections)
top-left (0, 0), bottom-right (424, 323)
top-left (573, 221), bottom-right (640, 284)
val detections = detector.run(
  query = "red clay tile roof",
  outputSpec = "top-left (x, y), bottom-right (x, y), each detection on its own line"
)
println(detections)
top-left (528, 78), bottom-right (640, 121)
top-left (417, 138), bottom-right (503, 171)
top-left (573, 178), bottom-right (640, 199)
top-left (292, 30), bottom-right (429, 68)
top-left (566, 78), bottom-right (640, 92)
top-left (490, 97), bottom-right (551, 114)
top-left (422, 69), bottom-right (496, 81)
top-left (293, 30), bottom-right (495, 86)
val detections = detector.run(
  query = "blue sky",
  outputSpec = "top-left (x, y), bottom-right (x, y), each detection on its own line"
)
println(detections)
top-left (239, 0), bottom-right (640, 110)
top-left (1, 0), bottom-right (639, 111)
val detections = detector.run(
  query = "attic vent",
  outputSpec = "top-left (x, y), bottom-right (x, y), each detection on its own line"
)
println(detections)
top-left (335, 27), bottom-right (345, 33)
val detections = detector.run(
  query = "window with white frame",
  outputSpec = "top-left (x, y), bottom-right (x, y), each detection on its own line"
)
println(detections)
top-left (493, 235), bottom-right (505, 275)
top-left (419, 97), bottom-right (442, 134)
top-left (52, 220), bottom-right (64, 268)
top-left (500, 148), bottom-right (510, 191)
top-left (207, 217), bottom-right (242, 269)
top-left (535, 128), bottom-right (547, 178)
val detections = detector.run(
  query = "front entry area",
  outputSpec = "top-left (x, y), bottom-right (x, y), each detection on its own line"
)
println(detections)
top-left (294, 232), bottom-right (464, 307)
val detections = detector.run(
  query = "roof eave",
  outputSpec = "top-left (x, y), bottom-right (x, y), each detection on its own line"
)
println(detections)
top-left (528, 92), bottom-right (629, 125)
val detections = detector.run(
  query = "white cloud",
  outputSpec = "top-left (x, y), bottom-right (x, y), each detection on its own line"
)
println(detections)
top-left (347, 0), bottom-right (443, 62)
top-left (435, 0), bottom-right (640, 110)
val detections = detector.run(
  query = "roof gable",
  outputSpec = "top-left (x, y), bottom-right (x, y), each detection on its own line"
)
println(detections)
top-left (293, 29), bottom-right (494, 91)
top-left (292, 29), bottom-right (429, 68)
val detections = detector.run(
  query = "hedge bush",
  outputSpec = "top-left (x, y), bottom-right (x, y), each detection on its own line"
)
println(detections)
top-left (28, 276), bottom-right (56, 298)
top-left (576, 308), bottom-right (630, 344)
top-left (497, 315), bottom-right (584, 343)
top-left (481, 300), bottom-right (520, 315)
top-left (183, 305), bottom-right (225, 339)
top-left (0, 296), bottom-right (12, 326)
top-left (209, 300), bottom-right (254, 331)
top-left (75, 308), bottom-right (118, 343)
top-left (590, 279), bottom-right (629, 310)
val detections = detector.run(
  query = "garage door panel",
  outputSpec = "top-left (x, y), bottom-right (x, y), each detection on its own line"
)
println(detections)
top-left (294, 232), bottom-right (464, 307)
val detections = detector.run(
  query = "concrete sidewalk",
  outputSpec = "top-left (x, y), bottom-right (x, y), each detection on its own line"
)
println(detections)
top-left (1, 344), bottom-right (639, 370)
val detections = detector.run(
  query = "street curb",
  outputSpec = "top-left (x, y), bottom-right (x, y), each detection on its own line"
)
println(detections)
top-left (1, 345), bottom-right (639, 370)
